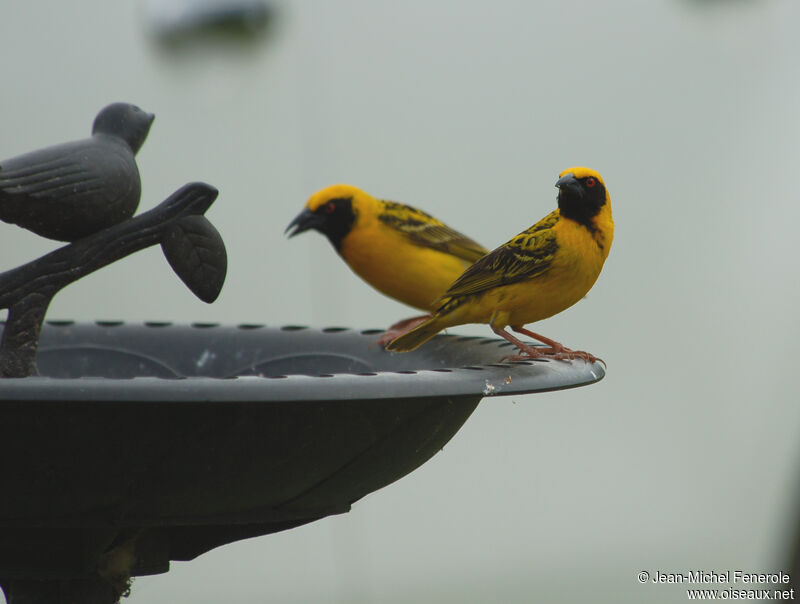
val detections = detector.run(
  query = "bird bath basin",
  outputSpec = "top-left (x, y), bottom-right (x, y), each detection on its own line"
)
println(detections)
top-left (0, 320), bottom-right (604, 603)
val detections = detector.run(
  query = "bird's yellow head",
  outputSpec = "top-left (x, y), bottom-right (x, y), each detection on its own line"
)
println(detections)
top-left (555, 167), bottom-right (610, 227)
top-left (286, 184), bottom-right (371, 251)
top-left (558, 166), bottom-right (606, 186)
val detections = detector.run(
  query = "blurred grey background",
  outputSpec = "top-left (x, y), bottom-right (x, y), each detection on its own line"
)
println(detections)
top-left (2, 0), bottom-right (800, 602)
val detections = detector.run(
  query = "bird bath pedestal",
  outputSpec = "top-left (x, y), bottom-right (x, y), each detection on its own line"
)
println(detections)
top-left (0, 321), bottom-right (605, 604)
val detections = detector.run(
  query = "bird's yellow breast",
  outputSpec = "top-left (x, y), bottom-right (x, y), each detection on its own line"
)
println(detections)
top-left (340, 217), bottom-right (474, 311)
top-left (447, 208), bottom-right (612, 328)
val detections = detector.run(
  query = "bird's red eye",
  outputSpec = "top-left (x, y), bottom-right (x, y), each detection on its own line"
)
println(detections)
top-left (324, 202), bottom-right (336, 214)
top-left (585, 177), bottom-right (596, 188)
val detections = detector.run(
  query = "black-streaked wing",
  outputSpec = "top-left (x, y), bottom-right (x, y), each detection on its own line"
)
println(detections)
top-left (438, 211), bottom-right (560, 298)
top-left (377, 200), bottom-right (488, 262)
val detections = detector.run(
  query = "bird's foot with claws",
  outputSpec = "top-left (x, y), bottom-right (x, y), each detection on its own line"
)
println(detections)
top-left (502, 343), bottom-right (604, 366)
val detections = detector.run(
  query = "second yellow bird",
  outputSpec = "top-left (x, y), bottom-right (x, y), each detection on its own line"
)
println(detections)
top-left (386, 167), bottom-right (614, 363)
top-left (286, 184), bottom-right (488, 312)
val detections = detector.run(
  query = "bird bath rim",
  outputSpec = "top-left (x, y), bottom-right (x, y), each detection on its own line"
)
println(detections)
top-left (0, 320), bottom-right (605, 401)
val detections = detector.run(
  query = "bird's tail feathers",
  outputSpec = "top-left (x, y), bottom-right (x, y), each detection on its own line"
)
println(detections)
top-left (385, 316), bottom-right (446, 352)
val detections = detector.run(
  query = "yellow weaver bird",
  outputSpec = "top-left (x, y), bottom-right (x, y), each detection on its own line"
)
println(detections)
top-left (386, 167), bottom-right (614, 363)
top-left (286, 184), bottom-right (489, 334)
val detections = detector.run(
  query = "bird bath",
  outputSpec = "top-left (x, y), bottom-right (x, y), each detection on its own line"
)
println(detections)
top-left (0, 321), bottom-right (604, 604)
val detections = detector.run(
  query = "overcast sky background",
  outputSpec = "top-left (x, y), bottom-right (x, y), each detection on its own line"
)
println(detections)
top-left (2, 0), bottom-right (800, 602)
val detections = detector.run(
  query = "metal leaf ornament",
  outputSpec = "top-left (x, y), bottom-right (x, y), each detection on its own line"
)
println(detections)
top-left (161, 215), bottom-right (227, 303)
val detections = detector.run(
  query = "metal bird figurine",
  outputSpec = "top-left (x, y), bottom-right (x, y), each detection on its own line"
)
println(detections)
top-left (0, 102), bottom-right (155, 241)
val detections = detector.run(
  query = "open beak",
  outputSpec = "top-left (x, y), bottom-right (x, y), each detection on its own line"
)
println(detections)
top-left (285, 208), bottom-right (322, 238)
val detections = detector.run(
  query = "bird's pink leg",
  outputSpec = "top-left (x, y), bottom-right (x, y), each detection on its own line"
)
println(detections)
top-left (490, 323), bottom-right (552, 360)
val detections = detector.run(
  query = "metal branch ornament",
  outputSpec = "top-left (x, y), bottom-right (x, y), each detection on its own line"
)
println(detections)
top-left (0, 104), bottom-right (227, 377)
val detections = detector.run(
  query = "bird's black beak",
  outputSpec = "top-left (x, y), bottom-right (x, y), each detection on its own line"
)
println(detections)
top-left (285, 208), bottom-right (323, 238)
top-left (556, 173), bottom-right (581, 197)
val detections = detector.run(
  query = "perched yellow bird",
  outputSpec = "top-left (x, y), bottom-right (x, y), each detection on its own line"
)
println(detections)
top-left (386, 167), bottom-right (614, 363)
top-left (286, 184), bottom-right (489, 324)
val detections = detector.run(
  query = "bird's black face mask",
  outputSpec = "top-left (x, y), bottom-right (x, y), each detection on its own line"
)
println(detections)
top-left (556, 173), bottom-right (606, 232)
top-left (285, 197), bottom-right (356, 252)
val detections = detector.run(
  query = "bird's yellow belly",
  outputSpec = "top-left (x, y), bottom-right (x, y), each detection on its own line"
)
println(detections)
top-left (341, 229), bottom-right (472, 311)
top-left (493, 263), bottom-right (600, 326)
